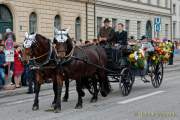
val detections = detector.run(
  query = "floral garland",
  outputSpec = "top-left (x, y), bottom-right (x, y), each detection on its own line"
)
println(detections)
top-left (128, 40), bottom-right (173, 69)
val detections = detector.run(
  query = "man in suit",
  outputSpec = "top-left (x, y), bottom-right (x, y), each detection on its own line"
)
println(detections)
top-left (115, 23), bottom-right (128, 46)
top-left (113, 23), bottom-right (128, 64)
top-left (98, 18), bottom-right (115, 44)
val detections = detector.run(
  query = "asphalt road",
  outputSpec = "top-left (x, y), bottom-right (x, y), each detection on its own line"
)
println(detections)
top-left (0, 68), bottom-right (179, 120)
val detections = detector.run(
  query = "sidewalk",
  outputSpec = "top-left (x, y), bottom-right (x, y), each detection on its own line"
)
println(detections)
top-left (0, 53), bottom-right (180, 98)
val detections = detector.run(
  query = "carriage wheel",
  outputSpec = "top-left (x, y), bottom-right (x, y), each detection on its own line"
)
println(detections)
top-left (119, 67), bottom-right (134, 96)
top-left (151, 62), bottom-right (164, 88)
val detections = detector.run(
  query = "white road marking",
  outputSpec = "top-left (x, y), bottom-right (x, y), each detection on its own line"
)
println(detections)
top-left (117, 91), bottom-right (166, 104)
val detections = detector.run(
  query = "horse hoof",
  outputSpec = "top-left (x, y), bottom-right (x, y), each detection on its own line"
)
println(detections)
top-left (51, 103), bottom-right (55, 108)
top-left (32, 105), bottom-right (39, 111)
top-left (63, 97), bottom-right (68, 102)
top-left (80, 91), bottom-right (85, 97)
top-left (90, 98), bottom-right (97, 103)
top-left (75, 104), bottom-right (82, 109)
top-left (54, 108), bottom-right (61, 113)
top-left (100, 91), bottom-right (107, 97)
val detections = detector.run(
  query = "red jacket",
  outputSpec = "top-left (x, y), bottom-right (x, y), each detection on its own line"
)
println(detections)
top-left (14, 50), bottom-right (24, 76)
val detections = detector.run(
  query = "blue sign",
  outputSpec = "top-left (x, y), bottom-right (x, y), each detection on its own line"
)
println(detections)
top-left (154, 17), bottom-right (161, 32)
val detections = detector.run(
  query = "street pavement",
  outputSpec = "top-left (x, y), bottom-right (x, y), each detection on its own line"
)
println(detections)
top-left (0, 60), bottom-right (180, 120)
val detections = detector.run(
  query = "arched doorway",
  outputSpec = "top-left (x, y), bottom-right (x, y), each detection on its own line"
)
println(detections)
top-left (0, 4), bottom-right (13, 33)
top-left (146, 20), bottom-right (152, 39)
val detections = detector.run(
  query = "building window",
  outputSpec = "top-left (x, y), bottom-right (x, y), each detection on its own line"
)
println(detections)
top-left (165, 0), bottom-right (168, 8)
top-left (173, 4), bottom-right (176, 15)
top-left (29, 12), bottom-right (37, 34)
top-left (0, 5), bottom-right (13, 33)
top-left (97, 17), bottom-right (102, 36)
top-left (165, 24), bottom-right (168, 38)
top-left (112, 18), bottom-right (117, 30)
top-left (137, 21), bottom-right (141, 39)
top-left (125, 20), bottom-right (130, 36)
top-left (54, 15), bottom-right (61, 30)
top-left (179, 6), bottom-right (180, 16)
top-left (157, 0), bottom-right (160, 6)
top-left (173, 22), bottom-right (176, 39)
top-left (75, 17), bottom-right (81, 41)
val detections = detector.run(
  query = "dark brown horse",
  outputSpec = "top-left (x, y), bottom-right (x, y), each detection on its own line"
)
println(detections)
top-left (54, 29), bottom-right (111, 109)
top-left (23, 32), bottom-right (63, 113)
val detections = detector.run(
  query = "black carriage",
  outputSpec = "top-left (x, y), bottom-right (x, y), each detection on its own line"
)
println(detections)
top-left (103, 45), bottom-right (134, 96)
top-left (101, 44), bottom-right (164, 96)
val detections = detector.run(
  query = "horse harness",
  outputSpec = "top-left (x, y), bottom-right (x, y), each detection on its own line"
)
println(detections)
top-left (24, 39), bottom-right (55, 70)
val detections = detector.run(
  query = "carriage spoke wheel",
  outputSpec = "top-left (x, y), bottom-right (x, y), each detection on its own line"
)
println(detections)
top-left (119, 68), bottom-right (134, 96)
top-left (87, 78), bottom-right (100, 95)
top-left (151, 62), bottom-right (164, 88)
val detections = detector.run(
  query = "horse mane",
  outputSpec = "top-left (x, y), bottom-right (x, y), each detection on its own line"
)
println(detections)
top-left (36, 34), bottom-right (50, 42)
top-left (66, 34), bottom-right (73, 55)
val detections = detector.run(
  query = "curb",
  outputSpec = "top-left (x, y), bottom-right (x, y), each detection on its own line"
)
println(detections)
top-left (0, 83), bottom-right (53, 98)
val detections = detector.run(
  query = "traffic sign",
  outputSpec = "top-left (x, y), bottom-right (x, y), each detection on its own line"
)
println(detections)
top-left (154, 17), bottom-right (161, 32)
top-left (5, 38), bottom-right (14, 62)
top-left (5, 38), bottom-right (14, 50)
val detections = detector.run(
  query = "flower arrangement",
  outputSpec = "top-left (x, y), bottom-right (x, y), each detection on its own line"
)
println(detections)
top-left (154, 41), bottom-right (173, 63)
top-left (128, 45), bottom-right (146, 69)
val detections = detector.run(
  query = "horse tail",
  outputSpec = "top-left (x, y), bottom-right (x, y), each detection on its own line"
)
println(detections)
top-left (95, 46), bottom-right (111, 96)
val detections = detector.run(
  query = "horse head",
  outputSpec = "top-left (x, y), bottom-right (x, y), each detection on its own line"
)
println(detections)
top-left (54, 28), bottom-right (73, 60)
top-left (23, 32), bottom-right (36, 57)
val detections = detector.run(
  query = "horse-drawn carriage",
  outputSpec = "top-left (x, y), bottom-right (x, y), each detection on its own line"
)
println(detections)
top-left (22, 30), bottom-right (165, 112)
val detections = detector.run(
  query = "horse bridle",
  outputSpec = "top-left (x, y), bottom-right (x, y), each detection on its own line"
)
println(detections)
top-left (24, 38), bottom-right (53, 68)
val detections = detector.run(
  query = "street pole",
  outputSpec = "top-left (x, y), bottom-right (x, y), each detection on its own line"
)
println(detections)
top-left (170, 0), bottom-right (173, 41)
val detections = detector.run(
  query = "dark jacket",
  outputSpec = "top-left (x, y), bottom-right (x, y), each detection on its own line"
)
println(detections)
top-left (0, 51), bottom-right (5, 68)
top-left (115, 31), bottom-right (128, 45)
top-left (98, 27), bottom-right (115, 42)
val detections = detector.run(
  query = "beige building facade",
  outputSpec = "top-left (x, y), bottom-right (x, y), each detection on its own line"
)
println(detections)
top-left (172, 0), bottom-right (180, 40)
top-left (96, 0), bottom-right (172, 40)
top-left (0, 0), bottom-right (95, 42)
top-left (0, 0), bottom-right (172, 43)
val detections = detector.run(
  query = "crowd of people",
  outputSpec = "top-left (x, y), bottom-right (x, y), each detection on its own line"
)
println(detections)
top-left (0, 29), bottom-right (35, 94)
top-left (0, 19), bottom-right (178, 93)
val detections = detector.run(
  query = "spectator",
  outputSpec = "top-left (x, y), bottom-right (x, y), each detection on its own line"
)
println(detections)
top-left (85, 40), bottom-right (91, 45)
top-left (93, 39), bottom-right (99, 45)
top-left (0, 45), bottom-right (6, 89)
top-left (4, 28), bottom-right (16, 42)
top-left (25, 61), bottom-right (36, 94)
top-left (168, 40), bottom-right (174, 65)
top-left (14, 46), bottom-right (24, 88)
top-left (0, 33), bottom-right (4, 45)
top-left (4, 28), bottom-right (15, 85)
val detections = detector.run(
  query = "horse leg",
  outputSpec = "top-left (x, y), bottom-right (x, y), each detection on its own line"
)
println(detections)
top-left (52, 80), bottom-right (57, 108)
top-left (75, 80), bottom-right (83, 109)
top-left (90, 77), bottom-right (98, 103)
top-left (98, 72), bottom-right (111, 97)
top-left (63, 79), bottom-right (69, 102)
top-left (32, 82), bottom-right (41, 111)
top-left (54, 75), bottom-right (63, 113)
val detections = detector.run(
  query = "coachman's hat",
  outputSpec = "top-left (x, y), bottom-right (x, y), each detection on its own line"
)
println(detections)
top-left (104, 18), bottom-right (111, 23)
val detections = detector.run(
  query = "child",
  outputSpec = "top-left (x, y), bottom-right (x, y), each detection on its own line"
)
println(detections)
top-left (0, 45), bottom-right (6, 88)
